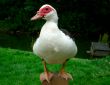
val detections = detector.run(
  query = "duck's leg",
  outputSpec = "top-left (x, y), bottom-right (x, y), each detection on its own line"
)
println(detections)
top-left (40, 59), bottom-right (53, 83)
top-left (58, 59), bottom-right (73, 80)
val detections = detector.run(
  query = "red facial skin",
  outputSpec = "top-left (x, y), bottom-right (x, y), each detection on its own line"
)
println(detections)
top-left (38, 6), bottom-right (53, 17)
top-left (31, 6), bottom-right (53, 20)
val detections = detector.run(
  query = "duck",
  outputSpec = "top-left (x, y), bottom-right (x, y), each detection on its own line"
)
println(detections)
top-left (31, 4), bottom-right (77, 83)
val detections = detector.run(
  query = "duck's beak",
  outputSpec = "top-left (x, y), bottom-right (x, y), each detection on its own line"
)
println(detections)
top-left (31, 11), bottom-right (43, 20)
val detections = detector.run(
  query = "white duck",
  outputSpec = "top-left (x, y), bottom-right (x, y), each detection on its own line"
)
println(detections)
top-left (31, 4), bottom-right (77, 82)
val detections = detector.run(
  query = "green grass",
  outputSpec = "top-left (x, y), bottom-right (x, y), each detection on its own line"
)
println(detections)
top-left (0, 47), bottom-right (110, 85)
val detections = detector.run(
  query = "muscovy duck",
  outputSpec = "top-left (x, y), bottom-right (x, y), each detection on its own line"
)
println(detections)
top-left (31, 4), bottom-right (77, 82)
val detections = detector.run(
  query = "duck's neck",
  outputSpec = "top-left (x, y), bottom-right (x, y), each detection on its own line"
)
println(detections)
top-left (45, 12), bottom-right (58, 24)
top-left (40, 12), bottom-right (59, 35)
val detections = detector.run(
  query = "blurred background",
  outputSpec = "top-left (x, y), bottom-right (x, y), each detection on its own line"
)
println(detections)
top-left (0, 0), bottom-right (110, 58)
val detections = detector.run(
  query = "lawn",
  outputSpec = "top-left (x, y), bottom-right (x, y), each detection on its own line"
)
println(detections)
top-left (0, 47), bottom-right (110, 85)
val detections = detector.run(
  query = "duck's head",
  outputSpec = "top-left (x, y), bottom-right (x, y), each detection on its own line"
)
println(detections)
top-left (31, 4), bottom-right (58, 21)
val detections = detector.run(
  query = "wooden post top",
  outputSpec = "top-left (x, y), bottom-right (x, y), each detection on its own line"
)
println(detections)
top-left (41, 73), bottom-right (70, 85)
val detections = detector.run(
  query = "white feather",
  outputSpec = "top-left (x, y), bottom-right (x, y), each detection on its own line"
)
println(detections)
top-left (33, 5), bottom-right (77, 64)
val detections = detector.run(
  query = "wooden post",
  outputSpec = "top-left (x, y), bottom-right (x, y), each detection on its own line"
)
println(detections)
top-left (41, 73), bottom-right (70, 85)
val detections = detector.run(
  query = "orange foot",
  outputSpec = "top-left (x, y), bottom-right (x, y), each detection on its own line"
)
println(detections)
top-left (58, 72), bottom-right (73, 80)
top-left (40, 72), bottom-right (54, 83)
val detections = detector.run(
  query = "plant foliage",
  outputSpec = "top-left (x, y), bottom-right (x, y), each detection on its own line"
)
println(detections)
top-left (0, 0), bottom-right (110, 35)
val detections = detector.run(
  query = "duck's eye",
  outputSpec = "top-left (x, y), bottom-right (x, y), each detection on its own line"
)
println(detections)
top-left (45, 8), bottom-right (48, 11)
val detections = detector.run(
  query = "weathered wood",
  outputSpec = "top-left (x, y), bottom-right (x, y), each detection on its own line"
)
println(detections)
top-left (41, 73), bottom-right (70, 85)
top-left (91, 42), bottom-right (110, 51)
top-left (87, 42), bottom-right (110, 56)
